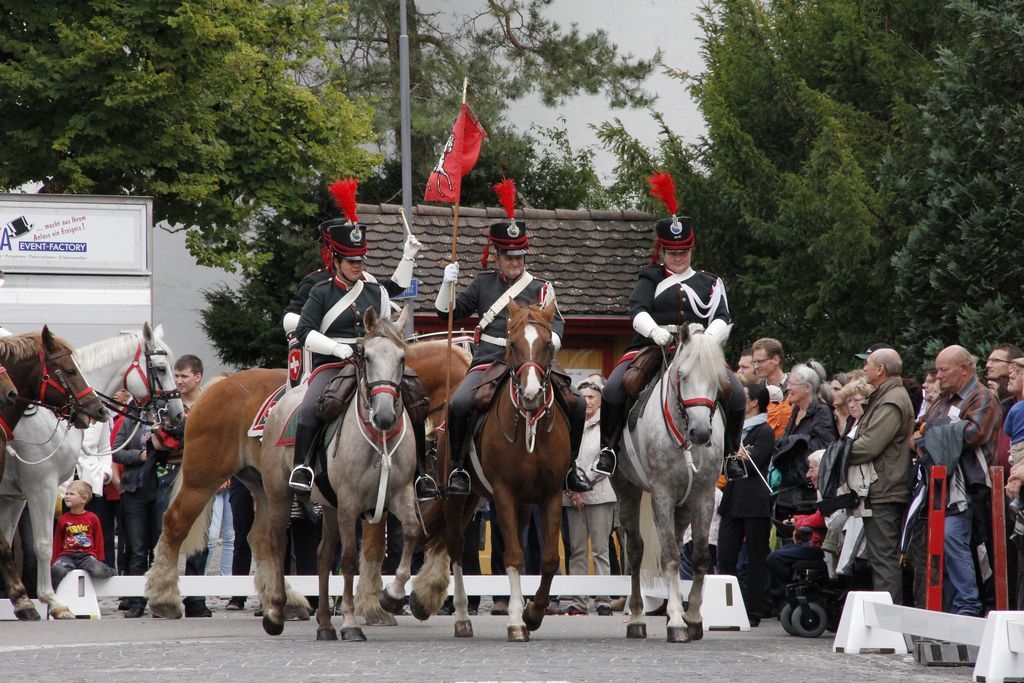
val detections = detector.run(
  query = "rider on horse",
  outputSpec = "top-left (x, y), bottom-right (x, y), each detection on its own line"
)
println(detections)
top-left (288, 179), bottom-right (436, 500)
top-left (436, 178), bottom-right (593, 496)
top-left (594, 172), bottom-right (745, 478)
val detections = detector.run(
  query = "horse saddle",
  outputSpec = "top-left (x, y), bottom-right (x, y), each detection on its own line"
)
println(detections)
top-left (315, 364), bottom-right (358, 421)
top-left (622, 345), bottom-right (664, 399)
top-left (472, 361), bottom-right (510, 413)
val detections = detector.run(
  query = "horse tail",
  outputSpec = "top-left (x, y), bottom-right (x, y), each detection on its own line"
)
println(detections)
top-left (175, 473), bottom-right (215, 557)
top-left (638, 492), bottom-right (663, 594)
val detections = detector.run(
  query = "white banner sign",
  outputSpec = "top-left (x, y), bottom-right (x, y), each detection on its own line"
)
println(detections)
top-left (0, 195), bottom-right (150, 274)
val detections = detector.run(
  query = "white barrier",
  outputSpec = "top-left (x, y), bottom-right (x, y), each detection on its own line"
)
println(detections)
top-left (0, 598), bottom-right (47, 620)
top-left (833, 591), bottom-right (1024, 683)
top-left (29, 571), bottom-right (748, 630)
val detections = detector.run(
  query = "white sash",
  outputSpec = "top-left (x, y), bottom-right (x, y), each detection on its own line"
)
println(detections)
top-left (320, 279), bottom-right (365, 334)
top-left (476, 272), bottom-right (535, 335)
top-left (654, 269), bottom-right (726, 322)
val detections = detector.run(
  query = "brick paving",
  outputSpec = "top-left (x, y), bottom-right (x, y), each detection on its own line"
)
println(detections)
top-left (0, 600), bottom-right (968, 682)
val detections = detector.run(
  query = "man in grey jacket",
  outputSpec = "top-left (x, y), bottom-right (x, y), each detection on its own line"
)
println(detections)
top-left (848, 347), bottom-right (914, 603)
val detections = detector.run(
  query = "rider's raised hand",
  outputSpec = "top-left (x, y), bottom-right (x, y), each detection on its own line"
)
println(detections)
top-left (443, 262), bottom-right (460, 284)
top-left (334, 343), bottom-right (354, 360)
top-left (402, 234), bottom-right (422, 260)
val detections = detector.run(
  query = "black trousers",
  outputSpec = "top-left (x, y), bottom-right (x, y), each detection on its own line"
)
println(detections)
top-left (229, 478), bottom-right (254, 603)
top-left (717, 515), bottom-right (771, 618)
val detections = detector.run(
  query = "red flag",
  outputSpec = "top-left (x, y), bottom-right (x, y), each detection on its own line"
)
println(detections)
top-left (424, 103), bottom-right (488, 204)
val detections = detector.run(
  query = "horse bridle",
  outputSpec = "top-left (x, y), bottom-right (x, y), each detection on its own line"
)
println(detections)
top-left (353, 346), bottom-right (404, 427)
top-left (97, 342), bottom-right (181, 426)
top-left (34, 345), bottom-right (103, 422)
top-left (507, 317), bottom-right (554, 409)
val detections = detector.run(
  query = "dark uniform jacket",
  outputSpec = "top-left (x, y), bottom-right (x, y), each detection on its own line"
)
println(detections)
top-left (627, 266), bottom-right (730, 350)
top-left (296, 276), bottom-right (391, 370)
top-left (720, 419), bottom-right (775, 518)
top-left (288, 269), bottom-right (405, 315)
top-left (439, 270), bottom-right (565, 367)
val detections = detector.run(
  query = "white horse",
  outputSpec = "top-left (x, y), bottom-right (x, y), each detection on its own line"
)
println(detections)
top-left (0, 323), bottom-right (184, 618)
top-left (611, 324), bottom-right (729, 642)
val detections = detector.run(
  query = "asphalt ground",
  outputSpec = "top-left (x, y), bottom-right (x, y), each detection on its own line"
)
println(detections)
top-left (0, 598), bottom-right (970, 682)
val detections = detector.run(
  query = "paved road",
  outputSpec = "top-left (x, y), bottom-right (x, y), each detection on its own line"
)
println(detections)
top-left (0, 601), bottom-right (968, 682)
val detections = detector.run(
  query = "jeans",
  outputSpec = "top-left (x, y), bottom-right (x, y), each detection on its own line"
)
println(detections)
top-left (51, 552), bottom-right (115, 589)
top-left (944, 510), bottom-right (982, 615)
top-left (120, 494), bottom-right (161, 608)
top-left (207, 489), bottom-right (235, 575)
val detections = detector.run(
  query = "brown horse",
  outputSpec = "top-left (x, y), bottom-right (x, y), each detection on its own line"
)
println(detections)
top-left (0, 327), bottom-right (109, 620)
top-left (411, 298), bottom-right (570, 642)
top-left (145, 338), bottom-right (470, 620)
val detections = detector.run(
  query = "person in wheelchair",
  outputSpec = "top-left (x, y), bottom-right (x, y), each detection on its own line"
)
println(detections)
top-left (766, 450), bottom-right (827, 613)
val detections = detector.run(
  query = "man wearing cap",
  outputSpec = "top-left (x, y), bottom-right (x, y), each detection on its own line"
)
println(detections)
top-left (595, 172), bottom-right (744, 477)
top-left (437, 178), bottom-right (591, 496)
top-left (848, 347), bottom-right (914, 604)
top-left (288, 179), bottom-right (430, 496)
top-left (855, 342), bottom-right (893, 362)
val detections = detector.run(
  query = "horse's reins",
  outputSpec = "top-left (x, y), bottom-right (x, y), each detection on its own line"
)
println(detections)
top-left (95, 342), bottom-right (181, 428)
top-left (503, 317), bottom-right (556, 452)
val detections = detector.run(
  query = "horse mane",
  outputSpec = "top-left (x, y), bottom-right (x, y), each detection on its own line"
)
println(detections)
top-left (74, 331), bottom-right (140, 372)
top-left (368, 315), bottom-right (407, 348)
top-left (0, 331), bottom-right (69, 362)
top-left (675, 329), bottom-right (726, 382)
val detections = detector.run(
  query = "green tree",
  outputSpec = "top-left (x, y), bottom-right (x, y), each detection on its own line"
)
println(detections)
top-left (0, 0), bottom-right (376, 270)
top-left (598, 0), bottom-right (949, 369)
top-left (893, 0), bottom-right (1024, 370)
top-left (329, 0), bottom-right (657, 207)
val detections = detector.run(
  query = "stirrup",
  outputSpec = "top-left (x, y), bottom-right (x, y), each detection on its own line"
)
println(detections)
top-left (288, 465), bottom-right (315, 493)
top-left (447, 468), bottom-right (471, 496)
top-left (592, 447), bottom-right (617, 477)
top-left (415, 474), bottom-right (441, 501)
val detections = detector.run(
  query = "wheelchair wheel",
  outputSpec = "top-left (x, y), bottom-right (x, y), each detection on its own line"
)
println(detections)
top-left (790, 602), bottom-right (828, 638)
top-left (780, 603), bottom-right (799, 636)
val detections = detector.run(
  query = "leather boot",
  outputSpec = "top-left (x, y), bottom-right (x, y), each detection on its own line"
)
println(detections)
top-left (446, 413), bottom-right (471, 496)
top-left (289, 421), bottom-right (318, 493)
top-left (412, 419), bottom-right (439, 501)
top-left (593, 400), bottom-right (625, 476)
top-left (724, 404), bottom-right (745, 457)
top-left (565, 399), bottom-right (593, 493)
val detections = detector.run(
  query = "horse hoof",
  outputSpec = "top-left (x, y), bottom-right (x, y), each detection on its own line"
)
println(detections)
top-left (364, 610), bottom-right (398, 627)
top-left (50, 608), bottom-right (75, 620)
top-left (686, 621), bottom-right (704, 642)
top-left (667, 626), bottom-right (688, 643)
top-left (626, 623), bottom-right (647, 639)
top-left (454, 619), bottom-right (474, 638)
top-left (149, 603), bottom-right (182, 620)
top-left (316, 627), bottom-right (338, 641)
top-left (522, 603), bottom-right (544, 632)
top-left (341, 626), bottom-right (367, 642)
top-left (378, 590), bottom-right (405, 615)
top-left (507, 625), bottom-right (530, 642)
top-left (15, 605), bottom-right (41, 621)
top-left (409, 593), bottom-right (431, 622)
top-left (262, 614), bottom-right (285, 636)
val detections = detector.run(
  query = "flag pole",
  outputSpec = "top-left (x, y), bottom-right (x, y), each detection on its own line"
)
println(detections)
top-left (442, 78), bottom-right (469, 490)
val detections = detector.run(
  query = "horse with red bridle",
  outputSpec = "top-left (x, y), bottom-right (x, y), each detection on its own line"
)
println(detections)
top-left (0, 327), bottom-right (109, 620)
top-left (411, 297), bottom-right (570, 641)
top-left (144, 336), bottom-right (469, 622)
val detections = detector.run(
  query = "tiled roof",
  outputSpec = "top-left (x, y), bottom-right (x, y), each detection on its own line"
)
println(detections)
top-left (360, 203), bottom-right (655, 317)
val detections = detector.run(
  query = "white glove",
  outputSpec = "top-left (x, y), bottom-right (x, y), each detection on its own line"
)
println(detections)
top-left (650, 327), bottom-right (673, 347)
top-left (334, 343), bottom-right (353, 360)
top-left (282, 312), bottom-right (300, 334)
top-left (443, 262), bottom-right (460, 284)
top-left (402, 234), bottom-right (422, 260)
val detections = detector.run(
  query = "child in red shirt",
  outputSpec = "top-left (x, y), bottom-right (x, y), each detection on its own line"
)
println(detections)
top-left (51, 481), bottom-right (115, 589)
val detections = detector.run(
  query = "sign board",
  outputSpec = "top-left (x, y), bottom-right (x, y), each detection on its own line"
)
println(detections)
top-left (0, 194), bottom-right (151, 275)
top-left (392, 277), bottom-right (419, 300)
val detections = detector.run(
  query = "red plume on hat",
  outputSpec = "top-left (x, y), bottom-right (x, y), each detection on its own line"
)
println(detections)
top-left (484, 178), bottom-right (518, 268)
top-left (647, 171), bottom-right (678, 216)
top-left (327, 177), bottom-right (359, 224)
